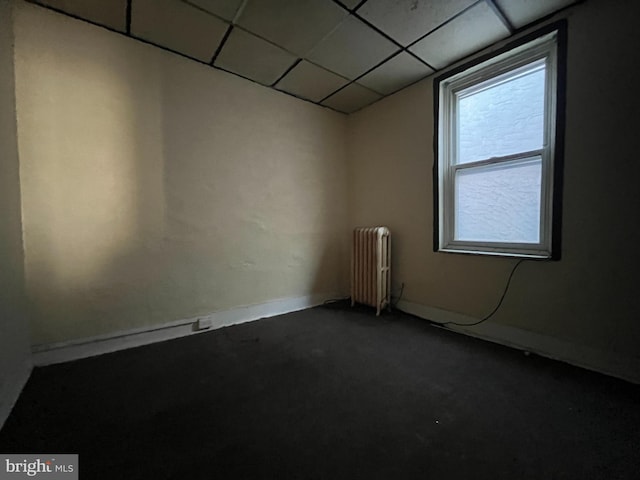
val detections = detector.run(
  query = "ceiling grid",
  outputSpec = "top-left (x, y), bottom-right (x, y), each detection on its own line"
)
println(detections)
top-left (30, 0), bottom-right (582, 114)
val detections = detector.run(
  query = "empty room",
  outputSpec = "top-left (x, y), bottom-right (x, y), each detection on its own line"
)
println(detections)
top-left (1, 0), bottom-right (639, 478)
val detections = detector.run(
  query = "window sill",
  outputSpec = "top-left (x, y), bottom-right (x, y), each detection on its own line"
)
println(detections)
top-left (437, 247), bottom-right (551, 260)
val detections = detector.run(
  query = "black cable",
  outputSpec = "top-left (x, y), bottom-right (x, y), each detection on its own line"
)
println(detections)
top-left (392, 282), bottom-right (405, 308)
top-left (441, 259), bottom-right (526, 327)
top-left (323, 296), bottom-right (350, 305)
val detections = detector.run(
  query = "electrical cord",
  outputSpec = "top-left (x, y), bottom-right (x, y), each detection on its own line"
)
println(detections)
top-left (323, 296), bottom-right (350, 305)
top-left (392, 282), bottom-right (405, 308)
top-left (441, 259), bottom-right (526, 327)
top-left (327, 258), bottom-right (522, 325)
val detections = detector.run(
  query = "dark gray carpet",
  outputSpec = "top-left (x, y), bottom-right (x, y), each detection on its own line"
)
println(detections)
top-left (1, 302), bottom-right (639, 479)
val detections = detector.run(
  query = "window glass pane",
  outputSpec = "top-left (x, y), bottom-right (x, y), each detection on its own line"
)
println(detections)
top-left (457, 65), bottom-right (545, 164)
top-left (455, 158), bottom-right (542, 243)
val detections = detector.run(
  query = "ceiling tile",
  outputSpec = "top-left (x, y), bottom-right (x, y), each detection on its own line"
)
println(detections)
top-left (236, 0), bottom-right (347, 57)
top-left (132, 0), bottom-right (229, 62)
top-left (494, 0), bottom-right (576, 28)
top-left (337, 0), bottom-right (361, 9)
top-left (357, 52), bottom-right (434, 95)
top-left (321, 83), bottom-right (381, 114)
top-left (215, 28), bottom-right (298, 86)
top-left (185, 0), bottom-right (244, 22)
top-left (358, 0), bottom-right (477, 46)
top-left (37, 0), bottom-right (127, 32)
top-left (307, 16), bottom-right (399, 80)
top-left (409, 1), bottom-right (510, 70)
top-left (275, 61), bottom-right (349, 102)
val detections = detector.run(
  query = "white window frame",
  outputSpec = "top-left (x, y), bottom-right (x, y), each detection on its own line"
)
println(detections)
top-left (436, 29), bottom-right (562, 259)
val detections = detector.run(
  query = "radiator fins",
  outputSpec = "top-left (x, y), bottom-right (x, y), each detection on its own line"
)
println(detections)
top-left (351, 227), bottom-right (391, 316)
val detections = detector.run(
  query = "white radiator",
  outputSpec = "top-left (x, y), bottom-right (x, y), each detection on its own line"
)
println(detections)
top-left (351, 227), bottom-right (391, 316)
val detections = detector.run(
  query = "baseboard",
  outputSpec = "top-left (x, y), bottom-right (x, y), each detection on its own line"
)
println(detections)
top-left (397, 299), bottom-right (640, 385)
top-left (32, 292), bottom-right (341, 367)
top-left (0, 360), bottom-right (32, 431)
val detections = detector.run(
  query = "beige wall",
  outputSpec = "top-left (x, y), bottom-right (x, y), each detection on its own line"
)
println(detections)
top-left (10, 0), bottom-right (639, 381)
top-left (0, 0), bottom-right (32, 428)
top-left (348, 0), bottom-right (640, 377)
top-left (14, 3), bottom-right (349, 346)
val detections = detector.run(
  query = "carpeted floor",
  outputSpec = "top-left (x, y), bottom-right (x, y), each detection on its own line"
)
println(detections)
top-left (1, 302), bottom-right (639, 479)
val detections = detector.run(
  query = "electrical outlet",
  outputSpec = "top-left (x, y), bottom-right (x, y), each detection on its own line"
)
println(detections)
top-left (195, 317), bottom-right (212, 330)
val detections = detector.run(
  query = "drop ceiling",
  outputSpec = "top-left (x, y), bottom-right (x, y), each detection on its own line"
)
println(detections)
top-left (31, 0), bottom-right (580, 114)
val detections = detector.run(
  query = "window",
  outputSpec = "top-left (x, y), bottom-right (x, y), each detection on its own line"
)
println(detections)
top-left (434, 24), bottom-right (565, 259)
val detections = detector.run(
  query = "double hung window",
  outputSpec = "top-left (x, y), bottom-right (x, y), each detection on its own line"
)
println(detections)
top-left (434, 25), bottom-right (565, 258)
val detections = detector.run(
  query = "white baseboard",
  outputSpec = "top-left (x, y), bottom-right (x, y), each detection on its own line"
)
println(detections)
top-left (0, 359), bottom-right (32, 431)
top-left (397, 299), bottom-right (640, 385)
top-left (32, 292), bottom-right (341, 366)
